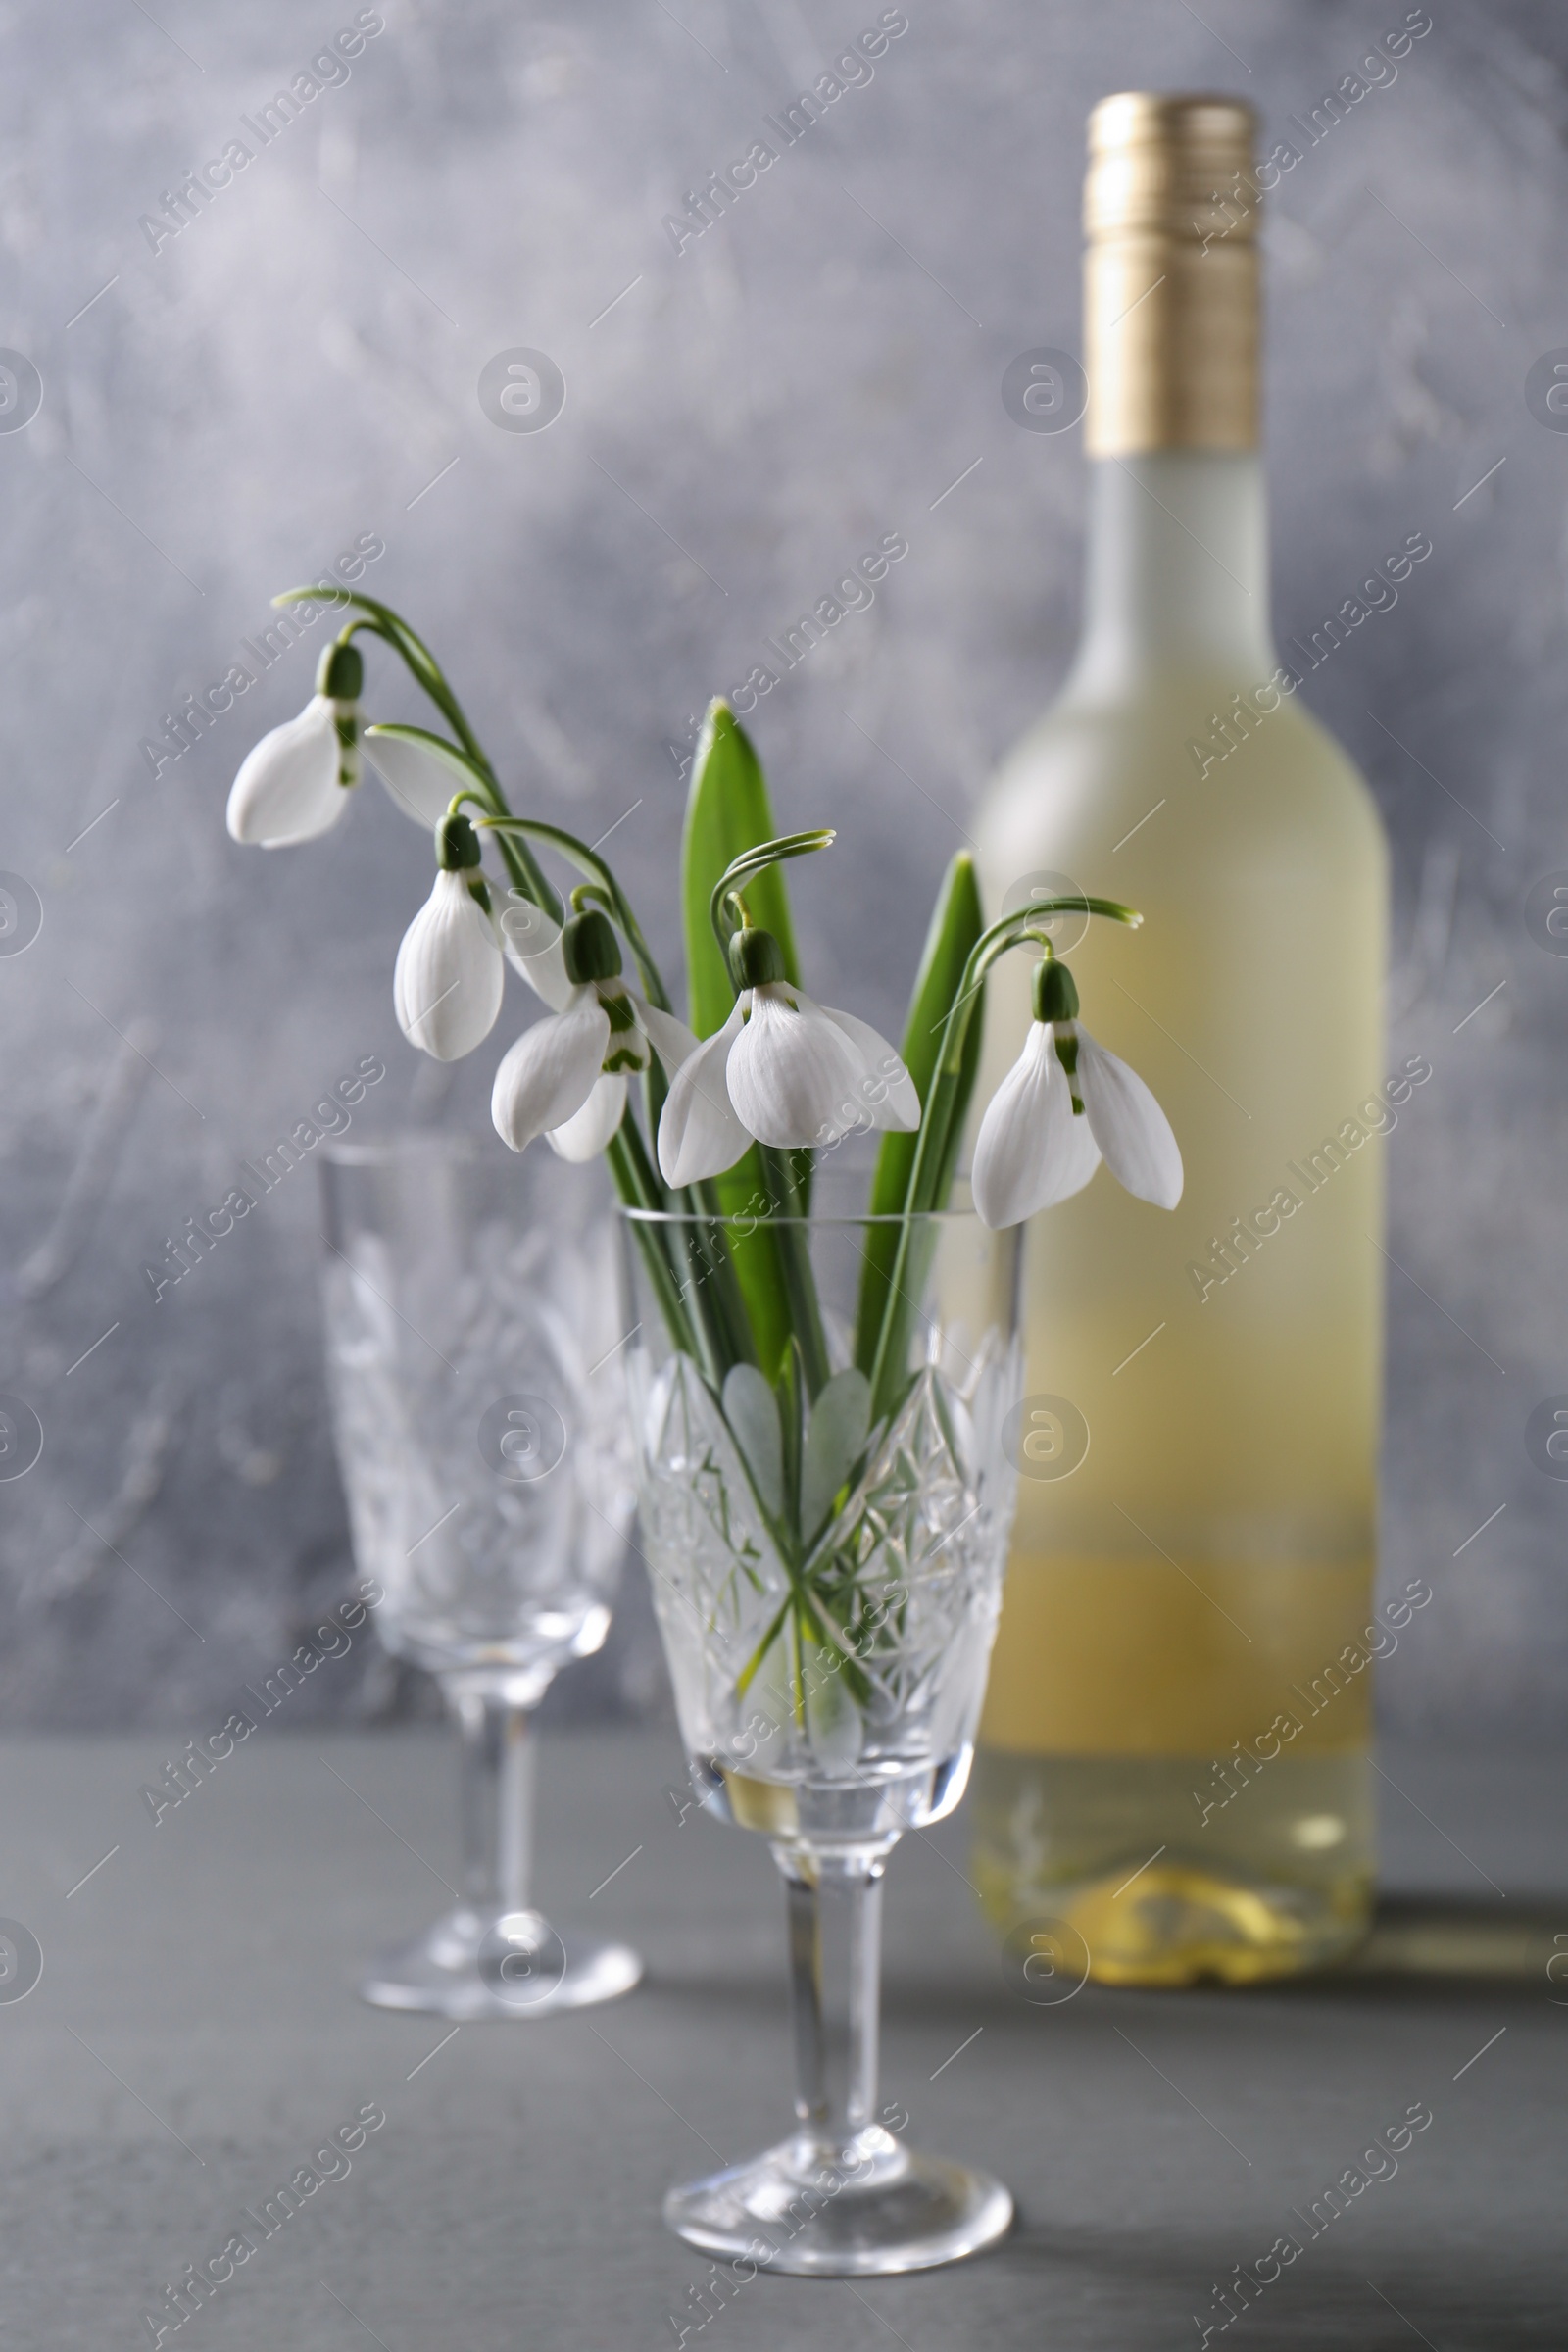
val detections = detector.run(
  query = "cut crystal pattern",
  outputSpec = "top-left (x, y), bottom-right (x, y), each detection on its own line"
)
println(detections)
top-left (324, 1220), bottom-right (632, 1674)
top-left (630, 1334), bottom-right (1020, 1787)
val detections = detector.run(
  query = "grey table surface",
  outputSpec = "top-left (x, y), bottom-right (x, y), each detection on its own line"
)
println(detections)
top-left (2, 1727), bottom-right (1562, 2351)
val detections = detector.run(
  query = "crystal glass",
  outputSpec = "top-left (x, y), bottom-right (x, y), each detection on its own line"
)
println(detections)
top-left (619, 1195), bottom-right (1021, 2274)
top-left (320, 1134), bottom-right (641, 2018)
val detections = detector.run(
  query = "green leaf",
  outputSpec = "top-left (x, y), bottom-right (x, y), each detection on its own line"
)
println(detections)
top-left (681, 702), bottom-right (800, 1039)
top-left (680, 700), bottom-right (802, 1371)
top-left (776, 1335), bottom-right (807, 1530)
top-left (801, 1368), bottom-right (872, 1540)
top-left (721, 1364), bottom-right (783, 1519)
top-left (855, 853), bottom-right (985, 1376)
top-left (803, 1650), bottom-right (864, 1771)
top-left (872, 852), bottom-right (985, 1214)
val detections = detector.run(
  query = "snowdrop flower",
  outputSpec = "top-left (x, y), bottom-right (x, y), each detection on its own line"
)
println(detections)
top-left (497, 890), bottom-right (574, 1011)
top-left (225, 642), bottom-right (363, 847)
top-left (657, 927), bottom-right (918, 1189)
top-left (971, 957), bottom-right (1182, 1229)
top-left (492, 908), bottom-right (696, 1164)
top-left (363, 727), bottom-right (469, 830)
top-left (394, 813), bottom-right (506, 1061)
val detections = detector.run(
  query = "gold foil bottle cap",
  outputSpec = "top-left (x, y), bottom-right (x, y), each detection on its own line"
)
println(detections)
top-left (1084, 92), bottom-right (1259, 457)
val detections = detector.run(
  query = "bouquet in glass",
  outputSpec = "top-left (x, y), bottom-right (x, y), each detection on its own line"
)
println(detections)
top-left (226, 591), bottom-right (1181, 2273)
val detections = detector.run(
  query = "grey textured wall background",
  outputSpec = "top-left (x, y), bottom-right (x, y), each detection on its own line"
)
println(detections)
top-left (1, 0), bottom-right (1564, 1734)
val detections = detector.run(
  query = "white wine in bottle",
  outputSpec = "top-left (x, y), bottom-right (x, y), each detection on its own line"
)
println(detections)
top-left (971, 94), bottom-right (1389, 1984)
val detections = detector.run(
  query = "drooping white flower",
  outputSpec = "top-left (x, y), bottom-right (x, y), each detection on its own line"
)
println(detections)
top-left (225, 642), bottom-right (363, 848)
top-left (498, 891), bottom-right (574, 1011)
top-left (394, 853), bottom-right (505, 1062)
top-left (657, 1000), bottom-right (753, 1187)
top-left (1074, 1028), bottom-right (1183, 1208)
top-left (971, 1021), bottom-right (1101, 1228)
top-left (543, 1066), bottom-right (632, 1163)
top-left (657, 928), bottom-right (918, 1189)
top-left (491, 908), bottom-right (696, 1162)
top-left (493, 987), bottom-right (612, 1152)
top-left (726, 989), bottom-right (917, 1146)
top-left (971, 958), bottom-right (1181, 1228)
top-left (363, 728), bottom-right (468, 829)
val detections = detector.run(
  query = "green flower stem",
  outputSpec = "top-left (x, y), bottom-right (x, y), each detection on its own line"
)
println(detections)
top-left (758, 1146), bottom-right (831, 1396)
top-left (614, 1116), bottom-right (754, 1388)
top-left (367, 719), bottom-right (560, 918)
top-left (481, 815), bottom-right (672, 1014)
top-left (671, 1086), bottom-right (759, 1373)
top-left (442, 782), bottom-right (562, 923)
top-left (707, 829), bottom-right (836, 956)
top-left (732, 1575), bottom-right (867, 1719)
top-left (613, 1101), bottom-right (743, 1397)
top-left (688, 828), bottom-right (840, 1387)
top-left (286, 588), bottom-right (471, 758)
top-left (694, 1217), bottom-right (759, 1379)
top-left (493, 832), bottom-right (562, 923)
top-left (268, 593), bottom-right (702, 1381)
top-left (605, 1127), bottom-right (712, 1378)
top-left (276, 589), bottom-right (561, 915)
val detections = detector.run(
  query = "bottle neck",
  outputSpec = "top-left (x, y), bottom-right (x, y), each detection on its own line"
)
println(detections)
top-left (1066, 450), bottom-right (1276, 698)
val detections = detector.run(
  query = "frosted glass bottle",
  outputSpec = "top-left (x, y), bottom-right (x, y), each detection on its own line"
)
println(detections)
top-left (970, 96), bottom-right (1388, 1984)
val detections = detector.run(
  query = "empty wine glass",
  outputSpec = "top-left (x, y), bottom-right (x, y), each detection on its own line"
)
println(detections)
top-left (321, 1133), bottom-right (640, 2018)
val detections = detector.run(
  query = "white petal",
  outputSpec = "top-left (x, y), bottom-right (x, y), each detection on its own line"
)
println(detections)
top-left (971, 1022), bottom-right (1101, 1229)
top-left (393, 870), bottom-right (505, 1061)
top-left (363, 731), bottom-right (462, 828)
top-left (657, 1001), bottom-right (752, 1185)
top-left (491, 989), bottom-right (611, 1153)
top-left (726, 986), bottom-right (869, 1150)
top-left (498, 893), bottom-right (572, 1010)
top-left (633, 997), bottom-right (700, 1075)
top-left (1076, 1028), bottom-right (1184, 1209)
top-left (596, 984), bottom-right (651, 1075)
top-left (226, 697), bottom-right (348, 847)
top-left (546, 1073), bottom-right (627, 1161)
top-left (821, 1005), bottom-right (920, 1132)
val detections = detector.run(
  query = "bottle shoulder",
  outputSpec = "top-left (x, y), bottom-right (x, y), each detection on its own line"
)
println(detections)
top-left (977, 672), bottom-right (1386, 889)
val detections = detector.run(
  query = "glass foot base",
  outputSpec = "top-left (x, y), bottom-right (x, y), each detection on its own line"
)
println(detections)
top-left (664, 2126), bottom-right (1012, 2276)
top-left (360, 1903), bottom-right (642, 2020)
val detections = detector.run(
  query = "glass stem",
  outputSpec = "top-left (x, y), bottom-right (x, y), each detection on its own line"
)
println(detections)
top-left (776, 1845), bottom-right (887, 2153)
top-left (446, 1684), bottom-right (535, 1914)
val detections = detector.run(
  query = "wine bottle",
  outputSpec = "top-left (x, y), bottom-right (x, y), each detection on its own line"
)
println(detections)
top-left (971, 94), bottom-right (1389, 1984)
